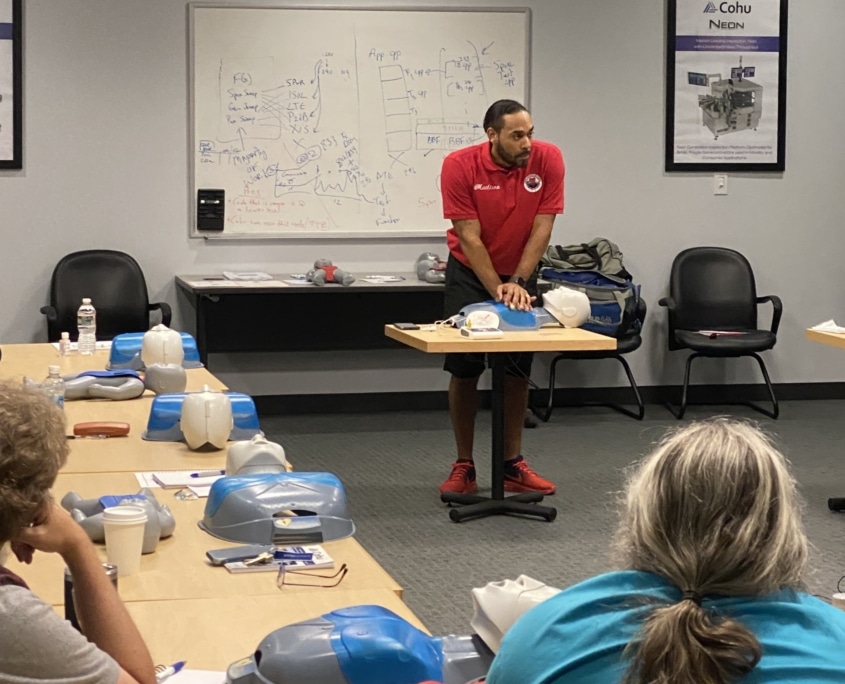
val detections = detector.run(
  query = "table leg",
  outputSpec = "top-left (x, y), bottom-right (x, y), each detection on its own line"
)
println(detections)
top-left (441, 354), bottom-right (557, 522)
top-left (196, 294), bottom-right (213, 367)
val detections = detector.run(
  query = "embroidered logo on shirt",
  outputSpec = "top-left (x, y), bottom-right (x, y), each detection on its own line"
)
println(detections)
top-left (524, 174), bottom-right (543, 193)
top-left (474, 184), bottom-right (501, 191)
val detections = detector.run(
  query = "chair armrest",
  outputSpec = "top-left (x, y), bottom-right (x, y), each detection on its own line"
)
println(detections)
top-left (657, 296), bottom-right (675, 311)
top-left (636, 297), bottom-right (647, 322)
top-left (150, 302), bottom-right (173, 327)
top-left (757, 295), bottom-right (782, 335)
top-left (40, 305), bottom-right (57, 322)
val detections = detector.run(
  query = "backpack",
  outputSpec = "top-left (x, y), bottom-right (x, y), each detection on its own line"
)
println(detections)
top-left (539, 238), bottom-right (641, 338)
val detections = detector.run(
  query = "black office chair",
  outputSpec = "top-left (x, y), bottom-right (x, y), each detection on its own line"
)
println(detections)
top-left (658, 246), bottom-right (782, 419)
top-left (40, 250), bottom-right (172, 342)
top-left (530, 298), bottom-right (647, 422)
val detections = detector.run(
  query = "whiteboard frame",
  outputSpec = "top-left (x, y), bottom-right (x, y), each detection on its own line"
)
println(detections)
top-left (187, 3), bottom-right (532, 240)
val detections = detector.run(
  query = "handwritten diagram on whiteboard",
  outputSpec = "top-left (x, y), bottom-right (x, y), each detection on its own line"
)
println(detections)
top-left (190, 6), bottom-right (530, 238)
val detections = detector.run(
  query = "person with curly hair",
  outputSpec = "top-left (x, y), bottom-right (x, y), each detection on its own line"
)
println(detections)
top-left (0, 380), bottom-right (155, 684)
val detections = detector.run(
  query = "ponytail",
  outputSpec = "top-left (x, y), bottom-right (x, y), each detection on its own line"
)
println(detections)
top-left (615, 419), bottom-right (808, 684)
top-left (625, 596), bottom-right (761, 684)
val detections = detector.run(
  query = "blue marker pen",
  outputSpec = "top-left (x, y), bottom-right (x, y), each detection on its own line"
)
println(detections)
top-left (190, 470), bottom-right (225, 478)
top-left (155, 660), bottom-right (186, 683)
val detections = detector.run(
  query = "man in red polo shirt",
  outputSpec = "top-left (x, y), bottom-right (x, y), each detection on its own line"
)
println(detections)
top-left (438, 99), bottom-right (565, 497)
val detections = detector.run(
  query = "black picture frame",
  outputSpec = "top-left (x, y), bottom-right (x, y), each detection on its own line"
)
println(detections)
top-left (0, 0), bottom-right (22, 170)
top-left (665, 0), bottom-right (788, 173)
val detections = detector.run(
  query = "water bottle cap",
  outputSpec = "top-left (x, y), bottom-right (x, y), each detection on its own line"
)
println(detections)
top-left (61, 331), bottom-right (70, 339)
top-left (48, 365), bottom-right (60, 374)
top-left (82, 298), bottom-right (92, 304)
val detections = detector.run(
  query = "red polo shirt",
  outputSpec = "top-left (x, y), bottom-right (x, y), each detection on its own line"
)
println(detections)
top-left (441, 139), bottom-right (565, 275)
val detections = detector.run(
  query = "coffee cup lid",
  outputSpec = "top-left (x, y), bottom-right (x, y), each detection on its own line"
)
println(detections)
top-left (102, 505), bottom-right (147, 523)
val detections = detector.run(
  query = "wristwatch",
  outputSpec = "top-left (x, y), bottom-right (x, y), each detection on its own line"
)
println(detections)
top-left (508, 275), bottom-right (527, 288)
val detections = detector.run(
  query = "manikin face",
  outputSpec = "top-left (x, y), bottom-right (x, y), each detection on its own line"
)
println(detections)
top-left (488, 110), bottom-right (534, 168)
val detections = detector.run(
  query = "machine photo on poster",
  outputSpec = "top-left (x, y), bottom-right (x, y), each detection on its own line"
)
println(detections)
top-left (0, 0), bottom-right (21, 169)
top-left (665, 0), bottom-right (788, 173)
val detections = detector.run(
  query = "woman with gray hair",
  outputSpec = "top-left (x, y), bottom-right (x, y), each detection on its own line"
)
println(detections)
top-left (0, 380), bottom-right (155, 684)
top-left (486, 419), bottom-right (845, 683)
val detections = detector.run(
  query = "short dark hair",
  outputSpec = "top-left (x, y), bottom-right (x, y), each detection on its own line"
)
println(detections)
top-left (483, 100), bottom-right (529, 133)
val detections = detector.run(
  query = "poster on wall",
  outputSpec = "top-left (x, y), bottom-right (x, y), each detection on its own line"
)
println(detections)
top-left (0, 0), bottom-right (21, 169)
top-left (665, 0), bottom-right (787, 172)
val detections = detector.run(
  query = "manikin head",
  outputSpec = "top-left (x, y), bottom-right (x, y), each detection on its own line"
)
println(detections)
top-left (541, 287), bottom-right (591, 328)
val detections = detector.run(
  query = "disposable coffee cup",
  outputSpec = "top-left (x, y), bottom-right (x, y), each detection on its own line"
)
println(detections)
top-left (102, 505), bottom-right (148, 577)
top-left (64, 563), bottom-right (118, 631)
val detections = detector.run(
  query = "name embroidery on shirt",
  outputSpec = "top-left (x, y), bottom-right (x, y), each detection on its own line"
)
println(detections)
top-left (473, 184), bottom-right (501, 191)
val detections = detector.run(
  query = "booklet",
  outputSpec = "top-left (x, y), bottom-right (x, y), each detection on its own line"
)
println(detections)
top-left (223, 545), bottom-right (334, 573)
top-left (150, 470), bottom-right (225, 489)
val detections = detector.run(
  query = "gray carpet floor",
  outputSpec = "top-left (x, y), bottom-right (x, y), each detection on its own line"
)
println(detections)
top-left (260, 400), bottom-right (845, 636)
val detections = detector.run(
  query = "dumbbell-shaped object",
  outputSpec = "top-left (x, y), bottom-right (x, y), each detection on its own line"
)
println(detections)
top-left (415, 252), bottom-right (447, 283)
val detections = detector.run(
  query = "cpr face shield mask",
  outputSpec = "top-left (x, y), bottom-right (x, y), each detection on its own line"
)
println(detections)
top-left (542, 287), bottom-right (591, 328)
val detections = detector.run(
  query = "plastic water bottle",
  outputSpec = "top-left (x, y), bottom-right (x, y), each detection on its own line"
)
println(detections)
top-left (43, 365), bottom-right (65, 410)
top-left (77, 298), bottom-right (97, 355)
top-left (59, 331), bottom-right (72, 357)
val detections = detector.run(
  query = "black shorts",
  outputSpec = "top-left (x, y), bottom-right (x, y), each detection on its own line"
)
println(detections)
top-left (442, 254), bottom-right (534, 380)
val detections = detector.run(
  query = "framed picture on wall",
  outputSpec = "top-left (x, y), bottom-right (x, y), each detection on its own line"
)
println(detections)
top-left (0, 0), bottom-right (22, 170)
top-left (665, 0), bottom-right (788, 172)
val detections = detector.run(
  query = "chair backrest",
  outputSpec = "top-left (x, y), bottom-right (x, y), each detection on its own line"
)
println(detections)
top-left (45, 250), bottom-right (152, 342)
top-left (668, 247), bottom-right (759, 333)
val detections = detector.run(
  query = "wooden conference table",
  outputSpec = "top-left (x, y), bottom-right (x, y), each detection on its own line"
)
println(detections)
top-left (806, 328), bottom-right (845, 351)
top-left (0, 343), bottom-right (423, 672)
top-left (385, 325), bottom-right (616, 522)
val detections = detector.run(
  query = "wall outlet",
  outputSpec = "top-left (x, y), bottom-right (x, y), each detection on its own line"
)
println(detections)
top-left (713, 174), bottom-right (728, 195)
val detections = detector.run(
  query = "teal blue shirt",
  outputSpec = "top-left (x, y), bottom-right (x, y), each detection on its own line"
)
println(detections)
top-left (487, 570), bottom-right (845, 684)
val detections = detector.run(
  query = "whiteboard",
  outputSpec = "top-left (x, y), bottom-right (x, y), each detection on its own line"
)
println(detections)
top-left (189, 4), bottom-right (531, 239)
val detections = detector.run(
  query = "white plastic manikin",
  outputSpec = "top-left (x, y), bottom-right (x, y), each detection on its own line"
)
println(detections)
top-left (470, 575), bottom-right (561, 653)
top-left (226, 433), bottom-right (290, 475)
top-left (141, 324), bottom-right (185, 366)
top-left (542, 287), bottom-right (591, 328)
top-left (181, 385), bottom-right (233, 450)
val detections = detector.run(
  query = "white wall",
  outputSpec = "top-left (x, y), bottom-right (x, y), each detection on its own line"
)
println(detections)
top-left (2, 0), bottom-right (844, 395)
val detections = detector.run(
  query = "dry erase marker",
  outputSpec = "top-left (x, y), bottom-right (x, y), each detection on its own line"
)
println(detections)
top-left (190, 470), bottom-right (225, 478)
top-left (155, 661), bottom-right (186, 683)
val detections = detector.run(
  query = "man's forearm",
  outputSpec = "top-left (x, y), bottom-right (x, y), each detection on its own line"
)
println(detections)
top-left (512, 215), bottom-right (556, 281)
top-left (460, 236), bottom-right (505, 297)
top-left (63, 542), bottom-right (156, 684)
top-left (453, 219), bottom-right (504, 297)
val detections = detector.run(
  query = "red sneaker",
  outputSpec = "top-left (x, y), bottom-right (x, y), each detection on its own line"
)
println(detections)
top-left (439, 461), bottom-right (478, 495)
top-left (504, 456), bottom-right (556, 495)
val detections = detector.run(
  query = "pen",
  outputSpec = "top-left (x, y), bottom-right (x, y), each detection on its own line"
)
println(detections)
top-left (155, 660), bottom-right (186, 683)
top-left (190, 470), bottom-right (225, 478)
top-left (274, 550), bottom-right (314, 561)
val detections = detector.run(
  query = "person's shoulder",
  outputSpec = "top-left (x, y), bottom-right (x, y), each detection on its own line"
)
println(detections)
top-left (531, 139), bottom-right (563, 161)
top-left (564, 570), bottom-right (669, 597)
top-left (532, 571), bottom-right (671, 615)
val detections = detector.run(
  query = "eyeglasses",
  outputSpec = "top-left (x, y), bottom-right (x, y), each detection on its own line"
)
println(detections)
top-left (276, 562), bottom-right (348, 589)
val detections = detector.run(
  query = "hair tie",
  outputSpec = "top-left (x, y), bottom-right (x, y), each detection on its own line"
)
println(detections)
top-left (681, 590), bottom-right (702, 606)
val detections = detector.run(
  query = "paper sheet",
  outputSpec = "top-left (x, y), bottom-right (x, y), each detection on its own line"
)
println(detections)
top-left (166, 670), bottom-right (225, 684)
top-left (811, 319), bottom-right (845, 334)
top-left (184, 280), bottom-right (287, 288)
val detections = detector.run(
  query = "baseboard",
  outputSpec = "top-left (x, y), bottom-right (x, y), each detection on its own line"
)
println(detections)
top-left (253, 382), bottom-right (845, 415)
